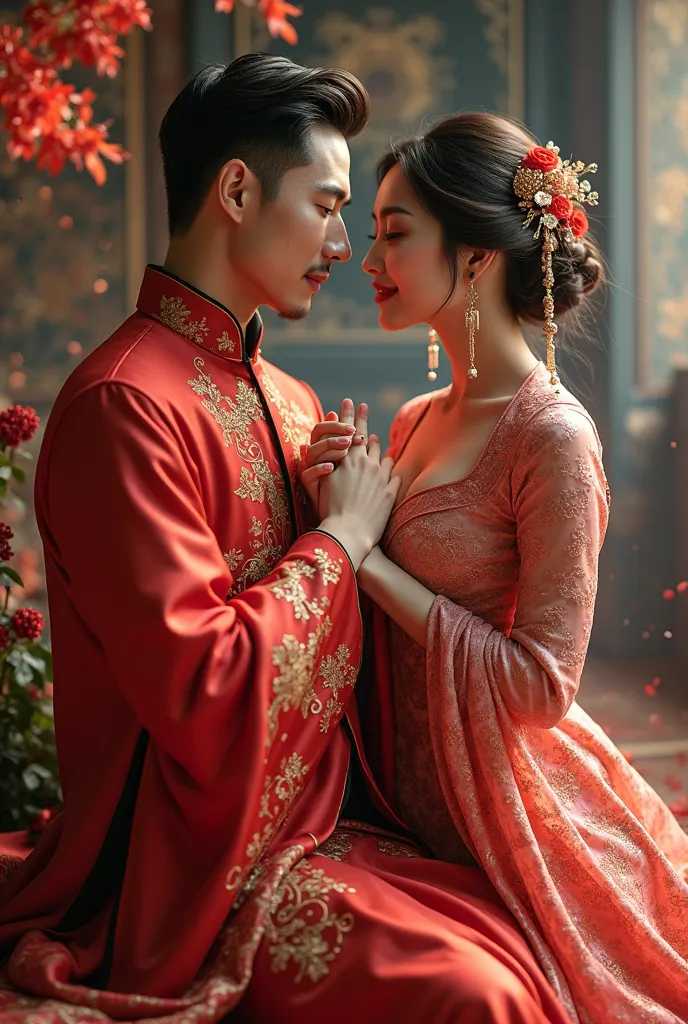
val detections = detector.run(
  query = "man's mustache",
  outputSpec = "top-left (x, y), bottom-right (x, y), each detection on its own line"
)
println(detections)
top-left (305, 264), bottom-right (331, 279)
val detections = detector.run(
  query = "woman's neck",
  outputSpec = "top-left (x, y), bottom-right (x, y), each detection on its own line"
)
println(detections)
top-left (433, 308), bottom-right (539, 405)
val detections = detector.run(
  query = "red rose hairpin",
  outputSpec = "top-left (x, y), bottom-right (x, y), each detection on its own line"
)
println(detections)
top-left (513, 142), bottom-right (599, 389)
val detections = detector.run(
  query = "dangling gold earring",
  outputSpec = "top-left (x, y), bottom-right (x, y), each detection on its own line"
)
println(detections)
top-left (465, 272), bottom-right (479, 379)
top-left (427, 327), bottom-right (439, 382)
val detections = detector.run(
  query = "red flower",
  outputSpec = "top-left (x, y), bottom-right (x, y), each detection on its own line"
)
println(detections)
top-left (12, 607), bottom-right (44, 640)
top-left (0, 404), bottom-right (39, 447)
top-left (26, 683), bottom-right (42, 701)
top-left (549, 195), bottom-right (574, 221)
top-left (569, 209), bottom-right (589, 238)
top-left (0, 625), bottom-right (10, 650)
top-left (0, 523), bottom-right (13, 563)
top-left (521, 146), bottom-right (559, 173)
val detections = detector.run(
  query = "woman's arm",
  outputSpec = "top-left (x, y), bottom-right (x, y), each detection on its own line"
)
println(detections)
top-left (357, 546), bottom-right (435, 648)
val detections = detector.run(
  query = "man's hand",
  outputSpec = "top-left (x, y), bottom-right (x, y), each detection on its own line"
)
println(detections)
top-left (300, 404), bottom-right (367, 508)
top-left (313, 400), bottom-right (399, 570)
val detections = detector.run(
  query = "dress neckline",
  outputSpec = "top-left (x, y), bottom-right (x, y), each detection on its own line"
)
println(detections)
top-left (386, 362), bottom-right (550, 541)
top-left (393, 364), bottom-right (544, 507)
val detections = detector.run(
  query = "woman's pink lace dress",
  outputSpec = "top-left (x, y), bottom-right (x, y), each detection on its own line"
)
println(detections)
top-left (383, 362), bottom-right (688, 1023)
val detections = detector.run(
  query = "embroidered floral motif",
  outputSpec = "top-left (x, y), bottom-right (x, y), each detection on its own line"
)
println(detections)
top-left (267, 859), bottom-right (356, 983)
top-left (217, 330), bottom-right (236, 353)
top-left (188, 358), bottom-right (290, 593)
top-left (159, 295), bottom-right (208, 344)
top-left (565, 523), bottom-right (595, 559)
top-left (270, 554), bottom-right (342, 621)
top-left (314, 547), bottom-right (343, 586)
top-left (541, 486), bottom-right (589, 526)
top-left (318, 831), bottom-right (354, 862)
top-left (224, 549), bottom-right (245, 573)
top-left (377, 839), bottom-right (419, 858)
top-left (246, 752), bottom-right (310, 864)
top-left (545, 565), bottom-right (597, 608)
top-left (267, 619), bottom-right (333, 745)
top-left (261, 371), bottom-right (314, 456)
top-left (317, 644), bottom-right (357, 733)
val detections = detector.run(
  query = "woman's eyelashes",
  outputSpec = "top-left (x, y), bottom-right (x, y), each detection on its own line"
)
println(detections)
top-left (367, 232), bottom-right (404, 241)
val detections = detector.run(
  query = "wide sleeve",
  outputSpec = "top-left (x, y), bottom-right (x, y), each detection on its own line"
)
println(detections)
top-left (41, 382), bottom-right (363, 790)
top-left (429, 403), bottom-right (609, 729)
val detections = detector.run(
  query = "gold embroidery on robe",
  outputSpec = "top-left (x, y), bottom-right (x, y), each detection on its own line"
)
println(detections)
top-left (245, 752), bottom-right (310, 865)
top-left (159, 295), bottom-right (208, 344)
top-left (188, 358), bottom-right (290, 592)
top-left (269, 550), bottom-right (344, 621)
top-left (261, 371), bottom-right (313, 455)
top-left (268, 619), bottom-right (333, 746)
top-left (377, 839), bottom-right (420, 858)
top-left (217, 330), bottom-right (236, 352)
top-left (267, 859), bottom-right (356, 983)
top-left (318, 831), bottom-right (354, 863)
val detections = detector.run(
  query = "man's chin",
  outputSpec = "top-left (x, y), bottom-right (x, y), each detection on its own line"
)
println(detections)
top-left (277, 303), bottom-right (310, 322)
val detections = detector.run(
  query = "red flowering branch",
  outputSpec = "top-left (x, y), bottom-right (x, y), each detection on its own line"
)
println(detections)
top-left (215, 0), bottom-right (302, 45)
top-left (0, 2), bottom-right (151, 184)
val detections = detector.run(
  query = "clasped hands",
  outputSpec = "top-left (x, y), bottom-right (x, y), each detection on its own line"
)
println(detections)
top-left (299, 399), bottom-right (399, 572)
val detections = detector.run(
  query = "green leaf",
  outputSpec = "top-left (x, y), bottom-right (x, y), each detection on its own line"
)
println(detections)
top-left (10, 466), bottom-right (25, 484)
top-left (0, 567), bottom-right (25, 587)
top-left (30, 643), bottom-right (52, 681)
top-left (22, 651), bottom-right (48, 673)
top-left (21, 768), bottom-right (41, 791)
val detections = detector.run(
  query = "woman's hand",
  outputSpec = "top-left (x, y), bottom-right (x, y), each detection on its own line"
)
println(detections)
top-left (317, 400), bottom-right (400, 570)
top-left (300, 408), bottom-right (366, 507)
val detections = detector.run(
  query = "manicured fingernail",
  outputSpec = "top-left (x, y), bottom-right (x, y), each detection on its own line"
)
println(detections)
top-left (336, 437), bottom-right (351, 446)
top-left (344, 425), bottom-right (356, 434)
top-left (322, 463), bottom-right (334, 471)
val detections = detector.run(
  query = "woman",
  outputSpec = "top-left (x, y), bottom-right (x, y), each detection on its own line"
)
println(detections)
top-left (304, 113), bottom-right (688, 1022)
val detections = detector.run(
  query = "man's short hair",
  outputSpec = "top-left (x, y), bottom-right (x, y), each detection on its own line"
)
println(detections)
top-left (159, 53), bottom-right (370, 237)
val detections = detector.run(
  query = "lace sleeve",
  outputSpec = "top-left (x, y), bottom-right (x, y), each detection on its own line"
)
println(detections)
top-left (499, 404), bottom-right (610, 725)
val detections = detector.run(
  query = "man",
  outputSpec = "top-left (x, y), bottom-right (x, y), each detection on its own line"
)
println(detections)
top-left (0, 53), bottom-right (396, 1013)
top-left (0, 54), bottom-right (566, 1024)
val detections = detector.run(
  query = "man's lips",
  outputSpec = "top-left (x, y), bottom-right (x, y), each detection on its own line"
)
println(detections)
top-left (373, 283), bottom-right (399, 304)
top-left (305, 273), bottom-right (329, 292)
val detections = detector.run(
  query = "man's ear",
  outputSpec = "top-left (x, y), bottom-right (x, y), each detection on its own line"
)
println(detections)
top-left (216, 159), bottom-right (261, 224)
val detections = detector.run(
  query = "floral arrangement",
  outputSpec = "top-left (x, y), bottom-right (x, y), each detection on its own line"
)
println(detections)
top-left (512, 141), bottom-right (600, 388)
top-left (0, 0), bottom-right (301, 184)
top-left (0, 405), bottom-right (60, 841)
top-left (513, 142), bottom-right (599, 241)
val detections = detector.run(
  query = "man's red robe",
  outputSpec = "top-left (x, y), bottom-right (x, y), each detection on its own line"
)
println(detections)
top-left (0, 265), bottom-right (367, 1004)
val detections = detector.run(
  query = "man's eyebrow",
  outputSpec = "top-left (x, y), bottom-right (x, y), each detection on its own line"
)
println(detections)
top-left (315, 183), bottom-right (352, 206)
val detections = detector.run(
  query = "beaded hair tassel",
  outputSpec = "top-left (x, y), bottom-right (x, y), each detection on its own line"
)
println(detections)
top-left (512, 141), bottom-right (599, 390)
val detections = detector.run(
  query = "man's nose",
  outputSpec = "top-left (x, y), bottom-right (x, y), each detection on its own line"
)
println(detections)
top-left (323, 220), bottom-right (352, 263)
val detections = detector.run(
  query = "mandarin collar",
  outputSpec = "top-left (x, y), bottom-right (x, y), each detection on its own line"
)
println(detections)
top-left (136, 264), bottom-right (263, 363)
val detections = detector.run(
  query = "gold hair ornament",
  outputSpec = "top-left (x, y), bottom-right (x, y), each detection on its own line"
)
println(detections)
top-left (513, 141), bottom-right (599, 390)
